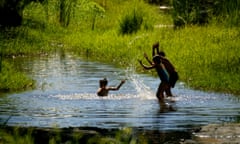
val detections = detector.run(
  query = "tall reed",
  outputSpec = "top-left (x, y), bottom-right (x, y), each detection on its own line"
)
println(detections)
top-left (59, 0), bottom-right (76, 27)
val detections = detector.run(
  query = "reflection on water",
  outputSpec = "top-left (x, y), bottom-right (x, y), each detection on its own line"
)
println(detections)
top-left (0, 53), bottom-right (240, 131)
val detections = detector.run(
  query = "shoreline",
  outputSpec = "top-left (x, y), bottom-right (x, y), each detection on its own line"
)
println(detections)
top-left (1, 123), bottom-right (239, 143)
top-left (0, 125), bottom-right (192, 144)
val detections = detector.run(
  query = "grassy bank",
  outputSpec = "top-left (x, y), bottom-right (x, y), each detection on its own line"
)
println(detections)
top-left (0, 61), bottom-right (35, 92)
top-left (0, 0), bottom-right (239, 95)
top-left (0, 126), bottom-right (191, 144)
top-left (64, 24), bottom-right (240, 95)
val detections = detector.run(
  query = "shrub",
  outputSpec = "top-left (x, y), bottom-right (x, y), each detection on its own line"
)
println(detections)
top-left (119, 9), bottom-right (143, 35)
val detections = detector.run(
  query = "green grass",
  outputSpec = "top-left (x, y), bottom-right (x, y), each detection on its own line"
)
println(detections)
top-left (62, 24), bottom-right (240, 95)
top-left (0, 126), bottom-right (191, 143)
top-left (0, 0), bottom-right (239, 95)
top-left (154, 25), bottom-right (240, 94)
top-left (0, 61), bottom-right (35, 92)
top-left (0, 126), bottom-right (137, 144)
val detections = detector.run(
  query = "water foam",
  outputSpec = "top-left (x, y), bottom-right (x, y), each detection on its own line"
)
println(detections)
top-left (52, 93), bottom-right (140, 100)
top-left (125, 67), bottom-right (155, 100)
top-left (52, 67), bottom-right (156, 101)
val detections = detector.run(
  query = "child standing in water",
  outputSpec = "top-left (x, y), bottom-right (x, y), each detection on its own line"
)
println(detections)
top-left (144, 42), bottom-right (179, 97)
top-left (139, 55), bottom-right (169, 102)
top-left (97, 78), bottom-right (125, 96)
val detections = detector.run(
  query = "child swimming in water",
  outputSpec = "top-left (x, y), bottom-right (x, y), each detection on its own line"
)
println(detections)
top-left (97, 78), bottom-right (125, 96)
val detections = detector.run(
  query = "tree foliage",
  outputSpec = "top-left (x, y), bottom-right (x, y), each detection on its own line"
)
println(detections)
top-left (0, 0), bottom-right (45, 27)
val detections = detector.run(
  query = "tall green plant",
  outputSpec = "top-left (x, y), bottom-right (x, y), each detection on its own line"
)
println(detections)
top-left (59, 0), bottom-right (76, 27)
top-left (86, 1), bottom-right (105, 30)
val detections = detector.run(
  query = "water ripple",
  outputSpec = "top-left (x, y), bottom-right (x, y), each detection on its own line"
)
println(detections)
top-left (1, 53), bottom-right (240, 131)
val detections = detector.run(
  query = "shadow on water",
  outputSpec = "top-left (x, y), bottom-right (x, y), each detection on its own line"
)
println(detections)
top-left (1, 53), bottom-right (240, 142)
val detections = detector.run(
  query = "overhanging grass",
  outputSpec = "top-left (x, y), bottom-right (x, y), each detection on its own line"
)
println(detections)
top-left (0, 61), bottom-right (35, 91)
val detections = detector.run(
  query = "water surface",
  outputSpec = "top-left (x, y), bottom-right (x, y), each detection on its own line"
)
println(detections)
top-left (0, 53), bottom-right (239, 131)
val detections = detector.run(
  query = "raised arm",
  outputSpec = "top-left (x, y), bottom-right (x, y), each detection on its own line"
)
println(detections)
top-left (108, 80), bottom-right (125, 91)
top-left (144, 53), bottom-right (152, 65)
top-left (152, 42), bottom-right (160, 57)
top-left (138, 60), bottom-right (155, 70)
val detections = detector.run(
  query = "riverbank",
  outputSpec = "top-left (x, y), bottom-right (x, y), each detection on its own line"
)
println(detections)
top-left (1, 123), bottom-right (240, 144)
top-left (0, 126), bottom-right (192, 144)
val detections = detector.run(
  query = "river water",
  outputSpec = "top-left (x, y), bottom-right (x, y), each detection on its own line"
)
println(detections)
top-left (0, 53), bottom-right (240, 132)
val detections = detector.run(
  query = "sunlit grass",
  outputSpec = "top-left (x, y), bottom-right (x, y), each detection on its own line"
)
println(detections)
top-left (166, 25), bottom-right (240, 94)
top-left (0, 61), bottom-right (35, 91)
top-left (62, 23), bottom-right (240, 94)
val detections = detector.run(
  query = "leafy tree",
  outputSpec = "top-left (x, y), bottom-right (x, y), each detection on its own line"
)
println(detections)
top-left (0, 0), bottom-right (45, 27)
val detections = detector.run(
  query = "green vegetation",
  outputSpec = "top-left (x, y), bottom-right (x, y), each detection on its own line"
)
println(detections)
top-left (0, 127), bottom-right (34, 144)
top-left (0, 127), bottom-right (138, 144)
top-left (0, 61), bottom-right (34, 92)
top-left (0, 0), bottom-right (239, 95)
top-left (0, 126), bottom-right (192, 143)
top-left (158, 26), bottom-right (240, 94)
top-left (172, 0), bottom-right (240, 27)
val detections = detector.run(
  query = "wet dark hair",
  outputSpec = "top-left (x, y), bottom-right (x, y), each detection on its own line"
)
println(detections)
top-left (158, 51), bottom-right (166, 57)
top-left (152, 55), bottom-right (161, 64)
top-left (99, 78), bottom-right (108, 87)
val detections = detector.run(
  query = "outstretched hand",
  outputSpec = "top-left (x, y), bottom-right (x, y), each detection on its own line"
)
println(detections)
top-left (121, 79), bottom-right (126, 83)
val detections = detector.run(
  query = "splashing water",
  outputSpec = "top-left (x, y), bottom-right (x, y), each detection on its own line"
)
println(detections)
top-left (125, 66), bottom-right (155, 100)
top-left (1, 53), bottom-right (240, 131)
